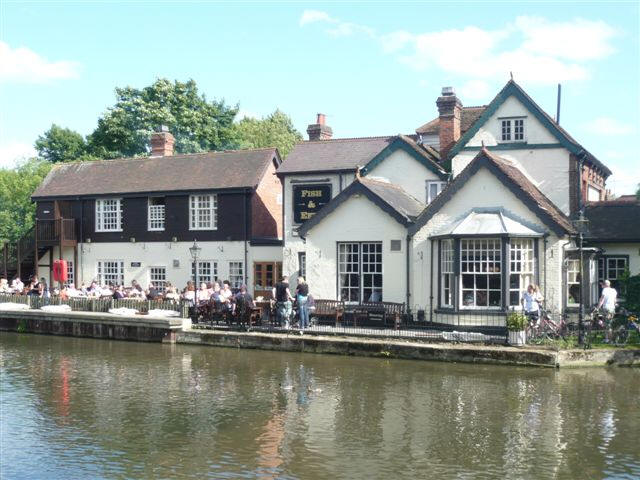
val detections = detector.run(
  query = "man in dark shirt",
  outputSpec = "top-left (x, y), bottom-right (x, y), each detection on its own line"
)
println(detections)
top-left (272, 275), bottom-right (293, 328)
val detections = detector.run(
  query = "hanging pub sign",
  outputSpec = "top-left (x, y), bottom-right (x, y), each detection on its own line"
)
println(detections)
top-left (293, 184), bottom-right (331, 223)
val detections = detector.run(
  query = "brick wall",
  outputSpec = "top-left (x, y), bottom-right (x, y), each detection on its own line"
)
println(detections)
top-left (251, 158), bottom-right (282, 238)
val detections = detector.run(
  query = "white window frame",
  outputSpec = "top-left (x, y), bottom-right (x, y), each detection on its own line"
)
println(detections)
top-left (191, 260), bottom-right (217, 284)
top-left (567, 258), bottom-right (581, 307)
top-left (509, 238), bottom-right (535, 307)
top-left (338, 242), bottom-right (383, 303)
top-left (587, 186), bottom-right (601, 202)
top-left (460, 238), bottom-right (502, 309)
top-left (95, 198), bottom-right (123, 232)
top-left (189, 194), bottom-right (218, 231)
top-left (440, 239), bottom-right (454, 308)
top-left (96, 260), bottom-right (124, 287)
top-left (228, 261), bottom-right (244, 288)
top-left (65, 260), bottom-right (74, 287)
top-left (148, 197), bottom-right (165, 231)
top-left (149, 266), bottom-right (167, 292)
top-left (500, 117), bottom-right (526, 143)
top-left (426, 181), bottom-right (447, 204)
top-left (298, 252), bottom-right (306, 279)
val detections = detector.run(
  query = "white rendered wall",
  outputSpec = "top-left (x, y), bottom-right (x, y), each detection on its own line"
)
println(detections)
top-left (451, 93), bottom-right (572, 215)
top-left (367, 148), bottom-right (441, 203)
top-left (76, 241), bottom-right (281, 294)
top-left (304, 195), bottom-right (407, 302)
top-left (283, 173), bottom-right (354, 283)
top-left (595, 243), bottom-right (640, 275)
top-left (412, 166), bottom-right (569, 313)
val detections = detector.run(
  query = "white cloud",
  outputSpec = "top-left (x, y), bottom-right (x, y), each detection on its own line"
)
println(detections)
top-left (304, 12), bottom-right (618, 88)
top-left (234, 109), bottom-right (259, 122)
top-left (0, 142), bottom-right (37, 169)
top-left (299, 10), bottom-right (334, 26)
top-left (584, 117), bottom-right (635, 136)
top-left (459, 80), bottom-right (491, 101)
top-left (0, 41), bottom-right (80, 84)
top-left (299, 10), bottom-right (374, 38)
top-left (515, 16), bottom-right (616, 61)
top-left (606, 163), bottom-right (640, 196)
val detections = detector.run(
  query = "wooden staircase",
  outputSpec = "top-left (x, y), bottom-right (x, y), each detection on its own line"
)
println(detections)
top-left (2, 218), bottom-right (77, 281)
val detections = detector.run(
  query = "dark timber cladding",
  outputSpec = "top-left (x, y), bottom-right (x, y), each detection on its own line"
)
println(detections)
top-left (29, 147), bottom-right (283, 243)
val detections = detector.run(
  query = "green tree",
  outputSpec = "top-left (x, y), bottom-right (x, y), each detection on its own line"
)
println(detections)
top-left (0, 158), bottom-right (52, 244)
top-left (35, 124), bottom-right (88, 163)
top-left (87, 78), bottom-right (239, 158)
top-left (233, 110), bottom-right (302, 158)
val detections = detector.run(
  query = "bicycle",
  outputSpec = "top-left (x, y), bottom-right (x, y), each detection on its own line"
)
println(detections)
top-left (584, 307), bottom-right (607, 349)
top-left (611, 309), bottom-right (640, 345)
top-left (526, 306), bottom-right (567, 342)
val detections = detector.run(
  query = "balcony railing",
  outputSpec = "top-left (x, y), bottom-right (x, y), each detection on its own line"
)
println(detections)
top-left (36, 218), bottom-right (76, 244)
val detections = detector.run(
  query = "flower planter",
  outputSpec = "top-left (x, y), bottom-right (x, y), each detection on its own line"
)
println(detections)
top-left (508, 330), bottom-right (526, 346)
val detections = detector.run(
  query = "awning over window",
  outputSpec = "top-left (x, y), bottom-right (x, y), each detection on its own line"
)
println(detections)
top-left (433, 210), bottom-right (545, 237)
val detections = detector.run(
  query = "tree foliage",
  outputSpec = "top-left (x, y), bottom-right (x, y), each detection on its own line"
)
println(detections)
top-left (233, 110), bottom-right (303, 158)
top-left (87, 78), bottom-right (239, 158)
top-left (35, 124), bottom-right (88, 163)
top-left (0, 159), bottom-right (52, 244)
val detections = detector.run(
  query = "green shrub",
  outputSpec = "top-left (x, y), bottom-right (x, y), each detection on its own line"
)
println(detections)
top-left (507, 311), bottom-right (527, 331)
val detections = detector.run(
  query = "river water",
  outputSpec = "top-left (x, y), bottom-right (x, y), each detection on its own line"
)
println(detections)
top-left (1, 333), bottom-right (639, 479)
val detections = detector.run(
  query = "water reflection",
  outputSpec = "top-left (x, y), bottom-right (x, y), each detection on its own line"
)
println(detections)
top-left (1, 333), bottom-right (639, 479)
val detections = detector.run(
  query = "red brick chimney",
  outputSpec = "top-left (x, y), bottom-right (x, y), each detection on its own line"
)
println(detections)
top-left (306, 113), bottom-right (333, 141)
top-left (150, 125), bottom-right (175, 157)
top-left (436, 87), bottom-right (462, 162)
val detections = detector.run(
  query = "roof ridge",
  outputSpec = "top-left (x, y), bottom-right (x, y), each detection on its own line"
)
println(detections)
top-left (52, 147), bottom-right (276, 166)
top-left (300, 135), bottom-right (397, 144)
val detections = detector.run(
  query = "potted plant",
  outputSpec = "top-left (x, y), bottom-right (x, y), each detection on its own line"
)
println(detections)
top-left (507, 311), bottom-right (527, 346)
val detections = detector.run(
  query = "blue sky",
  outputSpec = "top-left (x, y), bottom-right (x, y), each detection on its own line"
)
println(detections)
top-left (1, 1), bottom-right (638, 194)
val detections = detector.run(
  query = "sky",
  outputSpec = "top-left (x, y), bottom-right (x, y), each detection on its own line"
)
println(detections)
top-left (0, 1), bottom-right (638, 195)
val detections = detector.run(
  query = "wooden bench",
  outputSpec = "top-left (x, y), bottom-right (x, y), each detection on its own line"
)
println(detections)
top-left (312, 299), bottom-right (345, 326)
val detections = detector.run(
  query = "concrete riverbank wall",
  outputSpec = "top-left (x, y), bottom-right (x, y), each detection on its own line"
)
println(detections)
top-left (0, 309), bottom-right (184, 343)
top-left (2, 308), bottom-right (639, 367)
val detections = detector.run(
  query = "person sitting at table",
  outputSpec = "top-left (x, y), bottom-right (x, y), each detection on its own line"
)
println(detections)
top-left (182, 283), bottom-right (196, 305)
top-left (27, 276), bottom-right (41, 296)
top-left (10, 276), bottom-right (24, 294)
top-left (113, 284), bottom-right (127, 299)
top-left (198, 282), bottom-right (210, 303)
top-left (128, 280), bottom-right (146, 299)
top-left (147, 282), bottom-right (160, 301)
top-left (164, 285), bottom-right (181, 303)
top-left (234, 284), bottom-right (255, 322)
top-left (0, 277), bottom-right (10, 294)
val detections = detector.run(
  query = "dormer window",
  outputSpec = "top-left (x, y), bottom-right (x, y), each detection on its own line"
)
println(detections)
top-left (500, 118), bottom-right (525, 142)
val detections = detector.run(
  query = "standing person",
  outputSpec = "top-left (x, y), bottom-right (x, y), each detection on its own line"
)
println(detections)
top-left (521, 284), bottom-right (543, 326)
top-left (40, 277), bottom-right (51, 305)
top-left (296, 277), bottom-right (310, 334)
top-left (598, 279), bottom-right (618, 342)
top-left (272, 275), bottom-right (294, 329)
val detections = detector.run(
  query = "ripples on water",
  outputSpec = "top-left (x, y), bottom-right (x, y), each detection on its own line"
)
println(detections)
top-left (1, 333), bottom-right (639, 479)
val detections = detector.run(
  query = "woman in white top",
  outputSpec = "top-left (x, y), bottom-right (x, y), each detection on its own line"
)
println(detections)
top-left (521, 284), bottom-right (544, 325)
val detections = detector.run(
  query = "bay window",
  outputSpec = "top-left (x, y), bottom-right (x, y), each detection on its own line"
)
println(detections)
top-left (509, 238), bottom-right (535, 306)
top-left (437, 236), bottom-right (539, 310)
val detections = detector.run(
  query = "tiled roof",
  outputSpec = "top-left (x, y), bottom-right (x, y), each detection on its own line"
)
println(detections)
top-left (32, 148), bottom-right (279, 198)
top-left (277, 136), bottom-right (397, 174)
top-left (409, 147), bottom-right (576, 236)
top-left (298, 177), bottom-right (425, 236)
top-left (278, 134), bottom-right (444, 176)
top-left (415, 106), bottom-right (487, 135)
top-left (585, 200), bottom-right (640, 242)
top-left (359, 177), bottom-right (425, 221)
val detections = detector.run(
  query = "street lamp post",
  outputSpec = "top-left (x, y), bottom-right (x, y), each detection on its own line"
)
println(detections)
top-left (189, 240), bottom-right (201, 315)
top-left (573, 212), bottom-right (590, 345)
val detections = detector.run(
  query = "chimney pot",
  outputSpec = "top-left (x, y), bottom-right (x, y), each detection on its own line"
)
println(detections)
top-left (307, 114), bottom-right (333, 141)
top-left (436, 88), bottom-right (462, 162)
top-left (150, 127), bottom-right (175, 157)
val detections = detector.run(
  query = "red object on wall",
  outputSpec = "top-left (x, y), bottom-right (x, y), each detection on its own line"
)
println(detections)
top-left (53, 259), bottom-right (68, 283)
